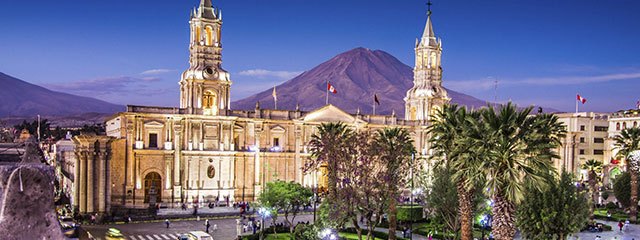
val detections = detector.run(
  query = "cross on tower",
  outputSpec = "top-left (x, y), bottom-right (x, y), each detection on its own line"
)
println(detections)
top-left (427, 0), bottom-right (433, 16)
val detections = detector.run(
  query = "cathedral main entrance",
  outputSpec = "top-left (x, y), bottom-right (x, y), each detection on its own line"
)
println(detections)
top-left (144, 172), bottom-right (162, 203)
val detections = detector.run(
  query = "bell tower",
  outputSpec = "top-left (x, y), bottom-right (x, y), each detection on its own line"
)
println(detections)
top-left (404, 1), bottom-right (449, 121)
top-left (180, 0), bottom-right (231, 115)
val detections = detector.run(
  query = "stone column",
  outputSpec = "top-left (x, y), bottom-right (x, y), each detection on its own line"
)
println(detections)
top-left (73, 151), bottom-right (81, 211)
top-left (78, 151), bottom-right (87, 213)
top-left (173, 123), bottom-right (182, 185)
top-left (97, 149), bottom-right (107, 213)
top-left (127, 122), bottom-right (135, 187)
top-left (294, 124), bottom-right (302, 183)
top-left (86, 151), bottom-right (95, 213)
top-left (105, 145), bottom-right (112, 213)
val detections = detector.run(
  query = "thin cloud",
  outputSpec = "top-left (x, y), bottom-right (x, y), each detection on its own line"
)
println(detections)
top-left (446, 72), bottom-right (640, 92)
top-left (140, 69), bottom-right (173, 75)
top-left (47, 76), bottom-right (161, 95)
top-left (238, 69), bottom-right (303, 80)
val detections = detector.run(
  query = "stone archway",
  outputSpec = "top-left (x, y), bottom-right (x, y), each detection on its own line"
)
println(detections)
top-left (144, 172), bottom-right (162, 204)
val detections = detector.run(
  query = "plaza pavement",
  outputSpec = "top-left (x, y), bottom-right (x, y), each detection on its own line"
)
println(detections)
top-left (573, 220), bottom-right (640, 240)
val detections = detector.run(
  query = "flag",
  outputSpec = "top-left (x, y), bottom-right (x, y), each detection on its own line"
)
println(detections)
top-left (328, 83), bottom-right (337, 94)
top-left (272, 86), bottom-right (277, 101)
top-left (374, 94), bottom-right (380, 105)
top-left (576, 94), bottom-right (587, 104)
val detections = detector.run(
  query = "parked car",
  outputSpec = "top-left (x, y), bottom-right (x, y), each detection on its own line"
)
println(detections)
top-left (58, 216), bottom-right (79, 238)
top-left (105, 228), bottom-right (125, 240)
top-left (186, 231), bottom-right (213, 240)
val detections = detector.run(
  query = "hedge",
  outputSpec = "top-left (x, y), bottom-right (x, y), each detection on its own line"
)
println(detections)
top-left (397, 205), bottom-right (424, 222)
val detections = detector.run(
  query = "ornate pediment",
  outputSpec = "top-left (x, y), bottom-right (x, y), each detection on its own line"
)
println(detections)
top-left (299, 104), bottom-right (366, 124)
top-left (143, 120), bottom-right (165, 127)
top-left (270, 125), bottom-right (286, 133)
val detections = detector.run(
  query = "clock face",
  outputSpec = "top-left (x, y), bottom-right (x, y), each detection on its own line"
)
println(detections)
top-left (205, 67), bottom-right (214, 75)
top-left (207, 165), bottom-right (216, 178)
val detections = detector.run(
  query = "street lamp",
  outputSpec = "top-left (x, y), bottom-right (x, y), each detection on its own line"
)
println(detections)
top-left (258, 207), bottom-right (271, 240)
top-left (319, 228), bottom-right (337, 240)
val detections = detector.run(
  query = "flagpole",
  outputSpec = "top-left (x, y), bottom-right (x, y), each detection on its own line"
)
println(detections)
top-left (326, 80), bottom-right (329, 105)
top-left (575, 93), bottom-right (578, 114)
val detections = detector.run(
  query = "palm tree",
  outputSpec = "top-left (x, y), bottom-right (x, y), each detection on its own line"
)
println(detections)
top-left (373, 127), bottom-right (415, 240)
top-left (428, 104), bottom-right (484, 240)
top-left (480, 103), bottom-right (565, 240)
top-left (307, 122), bottom-right (353, 220)
top-left (613, 127), bottom-right (640, 222)
top-left (582, 159), bottom-right (604, 218)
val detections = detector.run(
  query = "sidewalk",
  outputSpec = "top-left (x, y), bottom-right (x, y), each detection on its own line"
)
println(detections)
top-left (157, 206), bottom-right (241, 216)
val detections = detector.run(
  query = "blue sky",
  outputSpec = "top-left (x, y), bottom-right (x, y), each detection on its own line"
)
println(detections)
top-left (1, 0), bottom-right (639, 112)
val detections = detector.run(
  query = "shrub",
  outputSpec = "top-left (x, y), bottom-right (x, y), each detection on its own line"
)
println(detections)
top-left (293, 224), bottom-right (317, 240)
top-left (606, 202), bottom-right (618, 210)
top-left (341, 228), bottom-right (409, 240)
top-left (613, 172), bottom-right (640, 208)
top-left (397, 205), bottom-right (424, 222)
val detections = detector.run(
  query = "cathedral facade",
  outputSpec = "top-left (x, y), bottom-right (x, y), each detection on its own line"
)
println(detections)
top-left (95, 0), bottom-right (446, 210)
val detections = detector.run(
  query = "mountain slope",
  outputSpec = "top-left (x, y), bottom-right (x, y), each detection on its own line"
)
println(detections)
top-left (232, 47), bottom-right (491, 116)
top-left (0, 72), bottom-right (123, 117)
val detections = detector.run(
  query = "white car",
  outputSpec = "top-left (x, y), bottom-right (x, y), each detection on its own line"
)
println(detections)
top-left (186, 231), bottom-right (213, 240)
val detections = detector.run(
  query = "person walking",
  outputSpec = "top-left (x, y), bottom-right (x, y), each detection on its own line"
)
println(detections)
top-left (165, 219), bottom-right (170, 228)
top-left (618, 220), bottom-right (624, 231)
top-left (205, 219), bottom-right (211, 233)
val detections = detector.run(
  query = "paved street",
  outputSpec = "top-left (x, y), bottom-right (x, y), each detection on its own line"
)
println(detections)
top-left (574, 220), bottom-right (640, 240)
top-left (82, 214), bottom-right (315, 240)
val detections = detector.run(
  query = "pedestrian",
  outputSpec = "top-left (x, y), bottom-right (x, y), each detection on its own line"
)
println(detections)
top-left (213, 224), bottom-right (218, 231)
top-left (205, 219), bottom-right (211, 233)
top-left (165, 219), bottom-right (170, 228)
top-left (625, 219), bottom-right (630, 231)
top-left (618, 220), bottom-right (624, 231)
top-left (607, 211), bottom-right (612, 221)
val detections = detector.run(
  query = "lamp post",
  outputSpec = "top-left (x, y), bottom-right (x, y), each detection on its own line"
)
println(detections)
top-left (409, 153), bottom-right (414, 239)
top-left (313, 186), bottom-right (317, 222)
top-left (258, 207), bottom-right (270, 240)
top-left (319, 228), bottom-right (337, 240)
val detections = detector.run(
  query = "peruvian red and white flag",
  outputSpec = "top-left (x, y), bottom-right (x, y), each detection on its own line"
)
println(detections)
top-left (327, 83), bottom-right (337, 94)
top-left (576, 94), bottom-right (587, 104)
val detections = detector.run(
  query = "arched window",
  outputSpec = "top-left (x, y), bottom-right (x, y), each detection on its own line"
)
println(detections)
top-left (616, 123), bottom-right (621, 131)
top-left (430, 52), bottom-right (437, 68)
top-left (196, 27), bottom-right (201, 44)
top-left (634, 121), bottom-right (638, 128)
top-left (623, 122), bottom-right (627, 129)
top-left (205, 26), bottom-right (214, 46)
top-left (410, 107), bottom-right (417, 120)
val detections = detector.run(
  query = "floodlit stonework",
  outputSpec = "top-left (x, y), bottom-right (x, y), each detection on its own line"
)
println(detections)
top-left (404, 9), bottom-right (449, 121)
top-left (91, 0), bottom-right (441, 210)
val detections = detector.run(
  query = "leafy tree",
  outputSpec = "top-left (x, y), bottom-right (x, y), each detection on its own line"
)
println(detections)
top-left (613, 127), bottom-right (640, 221)
top-left (517, 171), bottom-right (589, 240)
top-left (257, 180), bottom-right (313, 233)
top-left (428, 104), bottom-right (486, 240)
top-left (307, 122), bottom-right (353, 223)
top-left (480, 103), bottom-right (565, 240)
top-left (372, 127), bottom-right (415, 240)
top-left (581, 159), bottom-right (603, 218)
top-left (613, 172), bottom-right (640, 209)
top-left (426, 166), bottom-right (460, 237)
top-left (335, 131), bottom-right (389, 240)
top-left (14, 119), bottom-right (51, 140)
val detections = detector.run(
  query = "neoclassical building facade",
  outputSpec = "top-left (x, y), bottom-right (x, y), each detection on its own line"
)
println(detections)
top-left (93, 0), bottom-right (447, 210)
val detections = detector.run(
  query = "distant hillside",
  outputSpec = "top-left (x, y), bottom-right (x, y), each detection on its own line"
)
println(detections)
top-left (232, 47), bottom-right (495, 116)
top-left (0, 72), bottom-right (123, 117)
